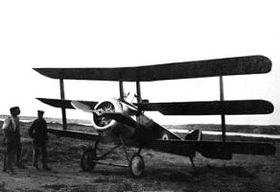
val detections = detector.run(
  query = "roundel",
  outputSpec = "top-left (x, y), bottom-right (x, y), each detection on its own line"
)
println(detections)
top-left (162, 133), bottom-right (169, 140)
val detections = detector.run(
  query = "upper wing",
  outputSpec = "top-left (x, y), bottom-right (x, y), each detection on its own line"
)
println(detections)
top-left (137, 100), bottom-right (274, 115)
top-left (33, 55), bottom-right (271, 82)
top-left (37, 98), bottom-right (98, 109)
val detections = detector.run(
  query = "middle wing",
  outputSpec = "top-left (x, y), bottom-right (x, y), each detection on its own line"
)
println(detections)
top-left (38, 98), bottom-right (274, 115)
top-left (37, 98), bottom-right (98, 109)
top-left (137, 100), bottom-right (274, 115)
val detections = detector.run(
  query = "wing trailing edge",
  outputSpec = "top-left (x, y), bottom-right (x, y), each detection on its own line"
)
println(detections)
top-left (33, 55), bottom-right (271, 82)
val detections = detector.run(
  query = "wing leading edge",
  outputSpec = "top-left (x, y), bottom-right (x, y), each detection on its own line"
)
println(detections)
top-left (33, 55), bottom-right (271, 82)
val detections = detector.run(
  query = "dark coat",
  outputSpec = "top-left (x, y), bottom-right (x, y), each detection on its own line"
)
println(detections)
top-left (28, 119), bottom-right (48, 142)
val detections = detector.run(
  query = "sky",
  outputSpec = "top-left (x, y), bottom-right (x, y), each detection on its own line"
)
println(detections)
top-left (0, 0), bottom-right (280, 125)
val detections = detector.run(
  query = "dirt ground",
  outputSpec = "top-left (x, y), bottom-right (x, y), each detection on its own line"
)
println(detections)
top-left (0, 122), bottom-right (279, 192)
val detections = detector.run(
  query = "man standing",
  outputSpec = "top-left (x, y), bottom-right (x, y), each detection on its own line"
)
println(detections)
top-left (28, 110), bottom-right (51, 171)
top-left (2, 106), bottom-right (23, 173)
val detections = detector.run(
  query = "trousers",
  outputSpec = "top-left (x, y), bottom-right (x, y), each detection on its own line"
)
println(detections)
top-left (32, 140), bottom-right (48, 167)
top-left (3, 140), bottom-right (22, 171)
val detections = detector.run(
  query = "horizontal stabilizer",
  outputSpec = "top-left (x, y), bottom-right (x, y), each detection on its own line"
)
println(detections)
top-left (37, 98), bottom-right (97, 109)
top-left (137, 100), bottom-right (274, 115)
top-left (33, 55), bottom-right (271, 81)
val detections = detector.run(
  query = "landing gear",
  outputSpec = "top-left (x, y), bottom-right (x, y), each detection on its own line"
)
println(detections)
top-left (129, 153), bottom-right (145, 177)
top-left (189, 155), bottom-right (195, 168)
top-left (80, 137), bottom-right (145, 177)
top-left (80, 149), bottom-right (97, 171)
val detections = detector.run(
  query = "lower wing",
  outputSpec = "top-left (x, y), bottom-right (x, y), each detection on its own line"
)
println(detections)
top-left (149, 139), bottom-right (276, 160)
top-left (47, 128), bottom-right (100, 141)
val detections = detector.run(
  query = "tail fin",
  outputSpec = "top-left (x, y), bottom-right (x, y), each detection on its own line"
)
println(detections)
top-left (185, 129), bottom-right (202, 141)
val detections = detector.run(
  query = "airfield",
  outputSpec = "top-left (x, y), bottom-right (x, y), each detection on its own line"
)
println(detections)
top-left (0, 120), bottom-right (279, 192)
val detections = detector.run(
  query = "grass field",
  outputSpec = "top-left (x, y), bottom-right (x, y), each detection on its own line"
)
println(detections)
top-left (0, 120), bottom-right (279, 192)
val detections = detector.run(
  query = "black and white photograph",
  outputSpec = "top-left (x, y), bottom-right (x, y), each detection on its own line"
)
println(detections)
top-left (0, 1), bottom-right (280, 191)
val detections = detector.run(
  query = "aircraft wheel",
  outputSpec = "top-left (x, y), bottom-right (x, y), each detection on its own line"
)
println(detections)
top-left (80, 149), bottom-right (97, 172)
top-left (129, 153), bottom-right (145, 177)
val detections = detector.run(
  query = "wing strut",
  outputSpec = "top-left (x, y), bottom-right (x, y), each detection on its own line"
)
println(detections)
top-left (136, 81), bottom-right (142, 122)
top-left (219, 76), bottom-right (226, 142)
top-left (119, 81), bottom-right (124, 100)
top-left (136, 81), bottom-right (142, 104)
top-left (60, 79), bottom-right (67, 130)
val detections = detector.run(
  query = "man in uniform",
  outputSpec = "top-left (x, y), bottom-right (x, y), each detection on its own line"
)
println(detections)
top-left (2, 106), bottom-right (23, 173)
top-left (28, 110), bottom-right (51, 170)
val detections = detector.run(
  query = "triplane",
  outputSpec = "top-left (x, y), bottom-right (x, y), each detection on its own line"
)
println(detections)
top-left (34, 55), bottom-right (276, 176)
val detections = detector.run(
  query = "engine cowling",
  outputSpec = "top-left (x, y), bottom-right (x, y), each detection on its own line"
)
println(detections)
top-left (92, 99), bottom-right (137, 137)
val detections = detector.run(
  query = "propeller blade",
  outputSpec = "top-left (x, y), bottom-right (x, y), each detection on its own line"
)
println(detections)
top-left (71, 100), bottom-right (94, 113)
top-left (102, 112), bottom-right (138, 128)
